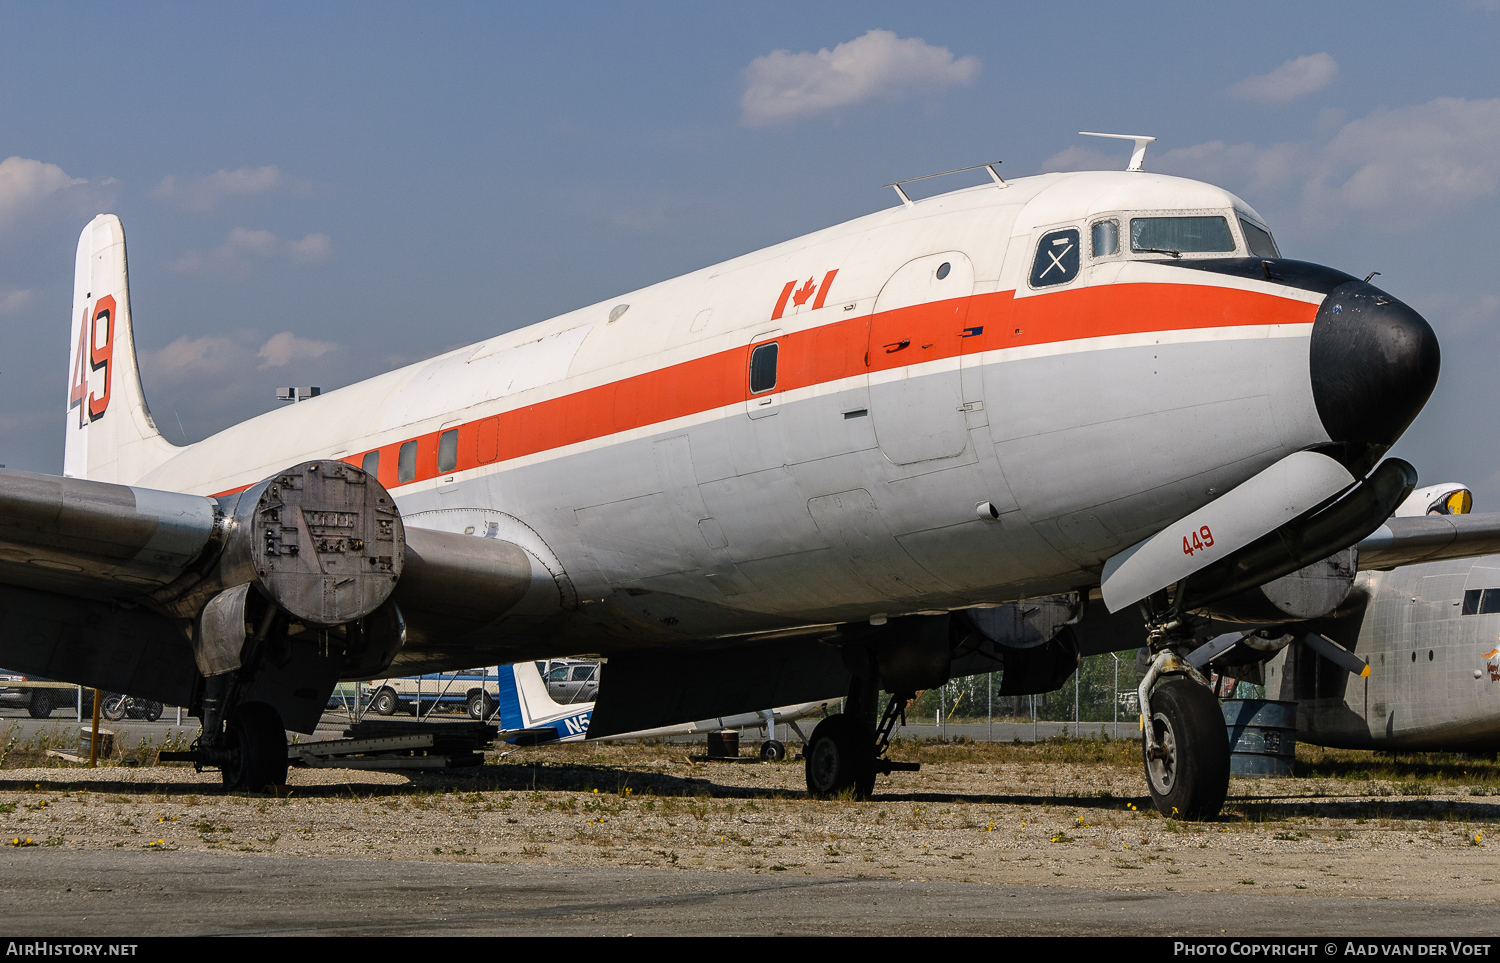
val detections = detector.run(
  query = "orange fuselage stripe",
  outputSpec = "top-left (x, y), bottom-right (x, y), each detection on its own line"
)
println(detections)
top-left (213, 283), bottom-right (1315, 497)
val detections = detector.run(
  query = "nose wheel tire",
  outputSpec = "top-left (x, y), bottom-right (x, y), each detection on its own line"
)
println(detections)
top-left (222, 702), bottom-right (289, 792)
top-left (1142, 676), bottom-right (1230, 821)
top-left (804, 715), bottom-right (874, 799)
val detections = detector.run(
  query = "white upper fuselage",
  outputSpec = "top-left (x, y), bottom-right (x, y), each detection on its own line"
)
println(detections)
top-left (121, 170), bottom-right (1334, 653)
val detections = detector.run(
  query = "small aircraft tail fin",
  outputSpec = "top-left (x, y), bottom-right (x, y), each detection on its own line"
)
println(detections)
top-left (492, 662), bottom-right (593, 740)
top-left (63, 214), bottom-right (178, 484)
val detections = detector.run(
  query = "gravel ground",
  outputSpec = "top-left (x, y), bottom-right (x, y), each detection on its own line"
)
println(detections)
top-left (2, 741), bottom-right (1497, 904)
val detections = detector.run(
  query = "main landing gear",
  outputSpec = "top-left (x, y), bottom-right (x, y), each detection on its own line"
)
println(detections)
top-left (220, 702), bottom-right (290, 792)
top-left (805, 676), bottom-right (919, 799)
top-left (167, 671), bottom-right (290, 793)
top-left (1138, 613), bottom-right (1230, 820)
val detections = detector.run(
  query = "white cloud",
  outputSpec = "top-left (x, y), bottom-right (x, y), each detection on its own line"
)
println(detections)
top-left (1142, 97), bottom-right (1500, 231)
top-left (168, 227), bottom-right (334, 280)
top-left (141, 330), bottom-right (339, 385)
top-left (139, 335), bottom-right (244, 387)
top-left (0, 289), bottom-right (36, 316)
top-left (1229, 53), bottom-right (1338, 103)
top-left (1311, 98), bottom-right (1500, 221)
top-left (151, 166), bottom-right (307, 212)
top-left (740, 29), bottom-right (979, 127)
top-left (1038, 145), bottom-right (1122, 174)
top-left (257, 331), bottom-right (337, 369)
top-left (0, 157), bottom-right (87, 228)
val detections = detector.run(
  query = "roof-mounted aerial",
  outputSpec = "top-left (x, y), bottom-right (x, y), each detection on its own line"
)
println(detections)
top-left (884, 161), bottom-right (1005, 209)
top-left (1079, 131), bottom-right (1157, 172)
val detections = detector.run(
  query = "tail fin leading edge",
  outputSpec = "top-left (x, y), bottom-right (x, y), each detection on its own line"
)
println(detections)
top-left (64, 214), bottom-right (176, 483)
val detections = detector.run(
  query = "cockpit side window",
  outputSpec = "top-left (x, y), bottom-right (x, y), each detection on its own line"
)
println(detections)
top-left (1091, 219), bottom-right (1120, 258)
top-left (1130, 216), bottom-right (1235, 255)
top-left (1239, 218), bottom-right (1281, 258)
top-left (1029, 228), bottom-right (1080, 288)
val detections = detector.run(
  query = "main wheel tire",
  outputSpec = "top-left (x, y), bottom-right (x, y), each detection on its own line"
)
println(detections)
top-left (27, 691), bottom-right (52, 719)
top-left (466, 692), bottom-right (498, 720)
top-left (372, 688), bottom-right (398, 716)
top-left (1143, 676), bottom-right (1230, 821)
top-left (222, 702), bottom-right (288, 792)
top-left (804, 715), bottom-right (874, 799)
top-left (101, 694), bottom-right (127, 721)
top-left (760, 739), bottom-right (786, 762)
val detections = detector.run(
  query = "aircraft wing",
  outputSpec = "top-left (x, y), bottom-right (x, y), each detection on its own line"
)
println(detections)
top-left (1355, 512), bottom-right (1500, 570)
top-left (0, 463), bottom-right (551, 687)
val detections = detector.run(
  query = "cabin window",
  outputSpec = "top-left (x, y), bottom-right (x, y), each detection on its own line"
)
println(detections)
top-left (438, 428), bottom-right (459, 473)
top-left (1462, 588), bottom-right (1500, 615)
top-left (1239, 218), bottom-right (1281, 258)
top-left (361, 450), bottom-right (379, 479)
top-left (1091, 219), bottom-right (1120, 257)
top-left (749, 342), bottom-right (779, 393)
top-left (1130, 216), bottom-right (1235, 255)
top-left (398, 440), bottom-right (418, 483)
top-left (1029, 228), bottom-right (1080, 288)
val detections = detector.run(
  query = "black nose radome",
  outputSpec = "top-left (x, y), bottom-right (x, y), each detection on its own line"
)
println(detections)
top-left (1310, 280), bottom-right (1440, 452)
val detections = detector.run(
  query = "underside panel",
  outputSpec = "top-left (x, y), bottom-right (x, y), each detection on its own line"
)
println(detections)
top-left (0, 583), bottom-right (198, 707)
top-left (587, 636), bottom-right (850, 738)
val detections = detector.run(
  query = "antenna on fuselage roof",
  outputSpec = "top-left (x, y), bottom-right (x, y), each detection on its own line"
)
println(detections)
top-left (1079, 131), bottom-right (1157, 172)
top-left (884, 161), bottom-right (1006, 209)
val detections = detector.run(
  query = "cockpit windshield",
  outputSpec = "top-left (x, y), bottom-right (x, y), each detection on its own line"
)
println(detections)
top-left (1238, 217), bottom-right (1280, 258)
top-left (1129, 216), bottom-right (1235, 255)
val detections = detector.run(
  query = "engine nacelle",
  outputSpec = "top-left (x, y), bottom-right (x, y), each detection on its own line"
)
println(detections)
top-left (147, 460), bottom-right (404, 629)
top-left (1203, 547), bottom-right (1356, 624)
top-left (215, 461), bottom-right (403, 626)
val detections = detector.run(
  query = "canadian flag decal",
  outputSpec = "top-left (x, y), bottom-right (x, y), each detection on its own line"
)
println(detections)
top-left (771, 269), bottom-right (838, 321)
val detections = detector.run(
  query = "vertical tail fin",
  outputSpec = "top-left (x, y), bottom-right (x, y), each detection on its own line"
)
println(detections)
top-left (493, 663), bottom-right (594, 741)
top-left (64, 214), bottom-right (177, 483)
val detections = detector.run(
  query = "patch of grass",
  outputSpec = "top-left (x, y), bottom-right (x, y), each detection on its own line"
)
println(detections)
top-left (1296, 746), bottom-right (1500, 788)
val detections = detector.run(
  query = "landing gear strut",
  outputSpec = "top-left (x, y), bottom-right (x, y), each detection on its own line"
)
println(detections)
top-left (167, 668), bottom-right (290, 792)
top-left (804, 676), bottom-right (919, 799)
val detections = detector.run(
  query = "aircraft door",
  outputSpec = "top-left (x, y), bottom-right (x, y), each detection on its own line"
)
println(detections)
top-left (745, 331), bottom-right (782, 420)
top-left (866, 252), bottom-right (974, 465)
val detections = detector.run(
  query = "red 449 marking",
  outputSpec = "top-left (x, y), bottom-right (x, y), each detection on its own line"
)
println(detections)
top-left (1182, 525), bottom-right (1215, 556)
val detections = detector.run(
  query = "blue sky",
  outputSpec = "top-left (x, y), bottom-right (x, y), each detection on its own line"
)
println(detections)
top-left (3, 2), bottom-right (1500, 504)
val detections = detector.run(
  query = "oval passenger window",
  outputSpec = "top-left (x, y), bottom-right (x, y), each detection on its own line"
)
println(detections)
top-left (936, 262), bottom-right (951, 280)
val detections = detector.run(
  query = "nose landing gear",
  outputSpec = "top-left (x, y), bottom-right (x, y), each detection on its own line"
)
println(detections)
top-left (1142, 676), bottom-right (1229, 820)
top-left (1138, 610), bottom-right (1231, 820)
